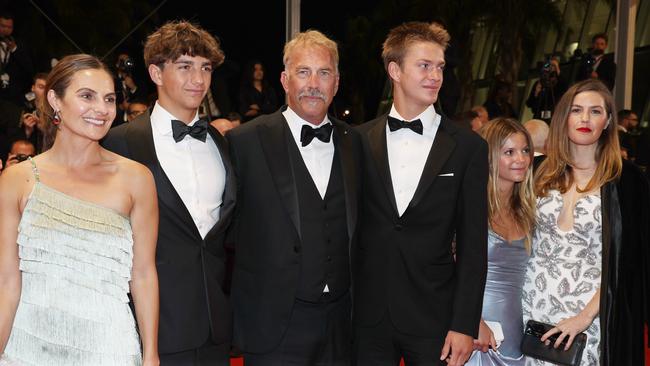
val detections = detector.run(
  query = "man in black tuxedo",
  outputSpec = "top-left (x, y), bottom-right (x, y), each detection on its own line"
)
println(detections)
top-left (0, 11), bottom-right (34, 107)
top-left (227, 30), bottom-right (359, 365)
top-left (578, 33), bottom-right (616, 91)
top-left (353, 22), bottom-right (488, 366)
top-left (102, 21), bottom-right (235, 365)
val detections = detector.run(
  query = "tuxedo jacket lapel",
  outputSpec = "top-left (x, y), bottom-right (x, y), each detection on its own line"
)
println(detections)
top-left (204, 126), bottom-right (236, 240)
top-left (126, 114), bottom-right (199, 238)
top-left (408, 118), bottom-right (456, 210)
top-left (332, 120), bottom-right (357, 243)
top-left (258, 114), bottom-right (301, 239)
top-left (367, 117), bottom-right (399, 215)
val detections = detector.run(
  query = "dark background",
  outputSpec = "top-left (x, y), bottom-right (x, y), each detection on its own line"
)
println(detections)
top-left (0, 0), bottom-right (384, 122)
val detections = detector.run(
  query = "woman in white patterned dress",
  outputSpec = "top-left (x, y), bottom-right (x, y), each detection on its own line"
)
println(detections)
top-left (523, 79), bottom-right (650, 365)
top-left (0, 54), bottom-right (160, 365)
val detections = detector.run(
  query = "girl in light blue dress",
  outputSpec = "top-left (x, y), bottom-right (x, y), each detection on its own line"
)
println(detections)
top-left (466, 118), bottom-right (536, 366)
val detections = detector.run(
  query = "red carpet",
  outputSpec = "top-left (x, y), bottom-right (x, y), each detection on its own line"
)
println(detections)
top-left (229, 357), bottom-right (405, 365)
top-left (646, 324), bottom-right (650, 366)
top-left (230, 326), bottom-right (650, 365)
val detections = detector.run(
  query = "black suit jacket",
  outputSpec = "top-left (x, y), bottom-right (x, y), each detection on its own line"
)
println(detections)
top-left (226, 107), bottom-right (360, 354)
top-left (354, 114), bottom-right (488, 339)
top-left (102, 111), bottom-right (235, 353)
top-left (594, 54), bottom-right (616, 91)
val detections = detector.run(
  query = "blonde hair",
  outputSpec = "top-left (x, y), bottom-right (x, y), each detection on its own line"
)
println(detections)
top-left (535, 79), bottom-right (622, 196)
top-left (480, 118), bottom-right (536, 252)
top-left (283, 30), bottom-right (339, 72)
top-left (382, 21), bottom-right (450, 72)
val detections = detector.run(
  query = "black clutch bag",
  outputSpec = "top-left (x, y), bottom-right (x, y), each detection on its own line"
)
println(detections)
top-left (521, 320), bottom-right (587, 366)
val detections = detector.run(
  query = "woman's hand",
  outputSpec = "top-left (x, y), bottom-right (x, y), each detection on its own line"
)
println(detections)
top-left (473, 319), bottom-right (497, 352)
top-left (541, 288), bottom-right (600, 350)
top-left (540, 313), bottom-right (592, 350)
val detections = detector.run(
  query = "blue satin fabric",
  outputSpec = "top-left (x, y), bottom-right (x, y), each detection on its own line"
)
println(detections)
top-left (466, 230), bottom-right (528, 366)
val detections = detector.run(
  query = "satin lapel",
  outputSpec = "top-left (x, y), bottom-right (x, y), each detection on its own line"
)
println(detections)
top-left (126, 114), bottom-right (198, 236)
top-left (407, 119), bottom-right (456, 210)
top-left (366, 117), bottom-right (398, 215)
top-left (333, 120), bottom-right (357, 243)
top-left (205, 126), bottom-right (236, 240)
top-left (258, 116), bottom-right (301, 239)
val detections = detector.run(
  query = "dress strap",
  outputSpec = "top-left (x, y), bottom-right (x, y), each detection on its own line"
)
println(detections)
top-left (27, 157), bottom-right (40, 182)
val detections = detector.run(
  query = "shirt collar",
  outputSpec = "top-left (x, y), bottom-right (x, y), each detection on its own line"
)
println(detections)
top-left (388, 104), bottom-right (439, 133)
top-left (283, 106), bottom-right (332, 146)
top-left (150, 101), bottom-right (201, 136)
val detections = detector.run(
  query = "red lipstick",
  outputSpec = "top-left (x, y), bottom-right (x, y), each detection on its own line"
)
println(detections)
top-left (577, 127), bottom-right (592, 132)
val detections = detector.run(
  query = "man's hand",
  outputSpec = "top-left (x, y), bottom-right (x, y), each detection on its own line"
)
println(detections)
top-left (440, 330), bottom-right (473, 366)
top-left (123, 75), bottom-right (137, 91)
top-left (534, 82), bottom-right (542, 97)
top-left (22, 113), bottom-right (38, 128)
top-left (473, 320), bottom-right (497, 353)
top-left (4, 154), bottom-right (19, 168)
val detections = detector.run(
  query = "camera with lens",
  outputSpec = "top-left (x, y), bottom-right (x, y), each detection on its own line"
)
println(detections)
top-left (539, 58), bottom-right (554, 88)
top-left (116, 57), bottom-right (135, 75)
top-left (13, 154), bottom-right (30, 163)
top-left (0, 35), bottom-right (14, 45)
top-left (539, 57), bottom-right (558, 88)
top-left (581, 53), bottom-right (596, 74)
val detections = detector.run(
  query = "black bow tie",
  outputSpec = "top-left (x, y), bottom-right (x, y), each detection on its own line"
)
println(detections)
top-left (171, 119), bottom-right (208, 143)
top-left (300, 123), bottom-right (333, 147)
top-left (387, 116), bottom-right (423, 135)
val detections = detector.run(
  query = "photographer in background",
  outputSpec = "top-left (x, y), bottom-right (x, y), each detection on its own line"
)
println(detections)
top-left (8, 72), bottom-right (47, 152)
top-left (525, 56), bottom-right (567, 122)
top-left (0, 11), bottom-right (34, 107)
top-left (577, 33), bottom-right (616, 90)
top-left (113, 52), bottom-right (147, 125)
top-left (3, 138), bottom-right (34, 169)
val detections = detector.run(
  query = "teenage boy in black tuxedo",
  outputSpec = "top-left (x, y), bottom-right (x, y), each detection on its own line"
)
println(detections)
top-left (103, 21), bottom-right (235, 365)
top-left (354, 22), bottom-right (488, 366)
top-left (227, 30), bottom-right (359, 365)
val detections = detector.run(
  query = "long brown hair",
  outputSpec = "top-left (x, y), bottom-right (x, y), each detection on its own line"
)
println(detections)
top-left (480, 118), bottom-right (536, 252)
top-left (535, 79), bottom-right (622, 196)
top-left (40, 54), bottom-right (112, 150)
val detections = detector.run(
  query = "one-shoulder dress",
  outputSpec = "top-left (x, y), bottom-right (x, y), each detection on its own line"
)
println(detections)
top-left (1, 158), bottom-right (141, 365)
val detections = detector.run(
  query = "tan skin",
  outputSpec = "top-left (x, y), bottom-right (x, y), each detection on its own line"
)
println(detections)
top-left (148, 54), bottom-right (213, 125)
top-left (0, 68), bottom-right (160, 365)
top-left (539, 91), bottom-right (607, 350)
top-left (475, 132), bottom-right (531, 353)
top-left (390, 40), bottom-right (471, 366)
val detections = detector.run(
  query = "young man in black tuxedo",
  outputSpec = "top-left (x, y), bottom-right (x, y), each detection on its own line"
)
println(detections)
top-left (102, 21), bottom-right (235, 365)
top-left (353, 22), bottom-right (488, 366)
top-left (227, 30), bottom-right (359, 365)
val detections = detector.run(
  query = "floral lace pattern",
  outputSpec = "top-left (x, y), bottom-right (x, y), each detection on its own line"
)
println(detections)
top-left (522, 190), bottom-right (602, 366)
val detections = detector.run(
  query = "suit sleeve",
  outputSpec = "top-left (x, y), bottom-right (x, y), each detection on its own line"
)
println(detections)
top-left (450, 138), bottom-right (488, 338)
top-left (225, 131), bottom-right (242, 246)
top-left (101, 126), bottom-right (129, 157)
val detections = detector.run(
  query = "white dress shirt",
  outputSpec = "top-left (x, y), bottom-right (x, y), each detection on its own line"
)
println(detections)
top-left (150, 102), bottom-right (226, 238)
top-left (283, 107), bottom-right (335, 199)
top-left (386, 104), bottom-right (440, 216)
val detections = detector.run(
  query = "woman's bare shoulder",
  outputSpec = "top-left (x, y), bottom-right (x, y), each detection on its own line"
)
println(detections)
top-left (0, 160), bottom-right (38, 204)
top-left (103, 149), bottom-right (152, 178)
